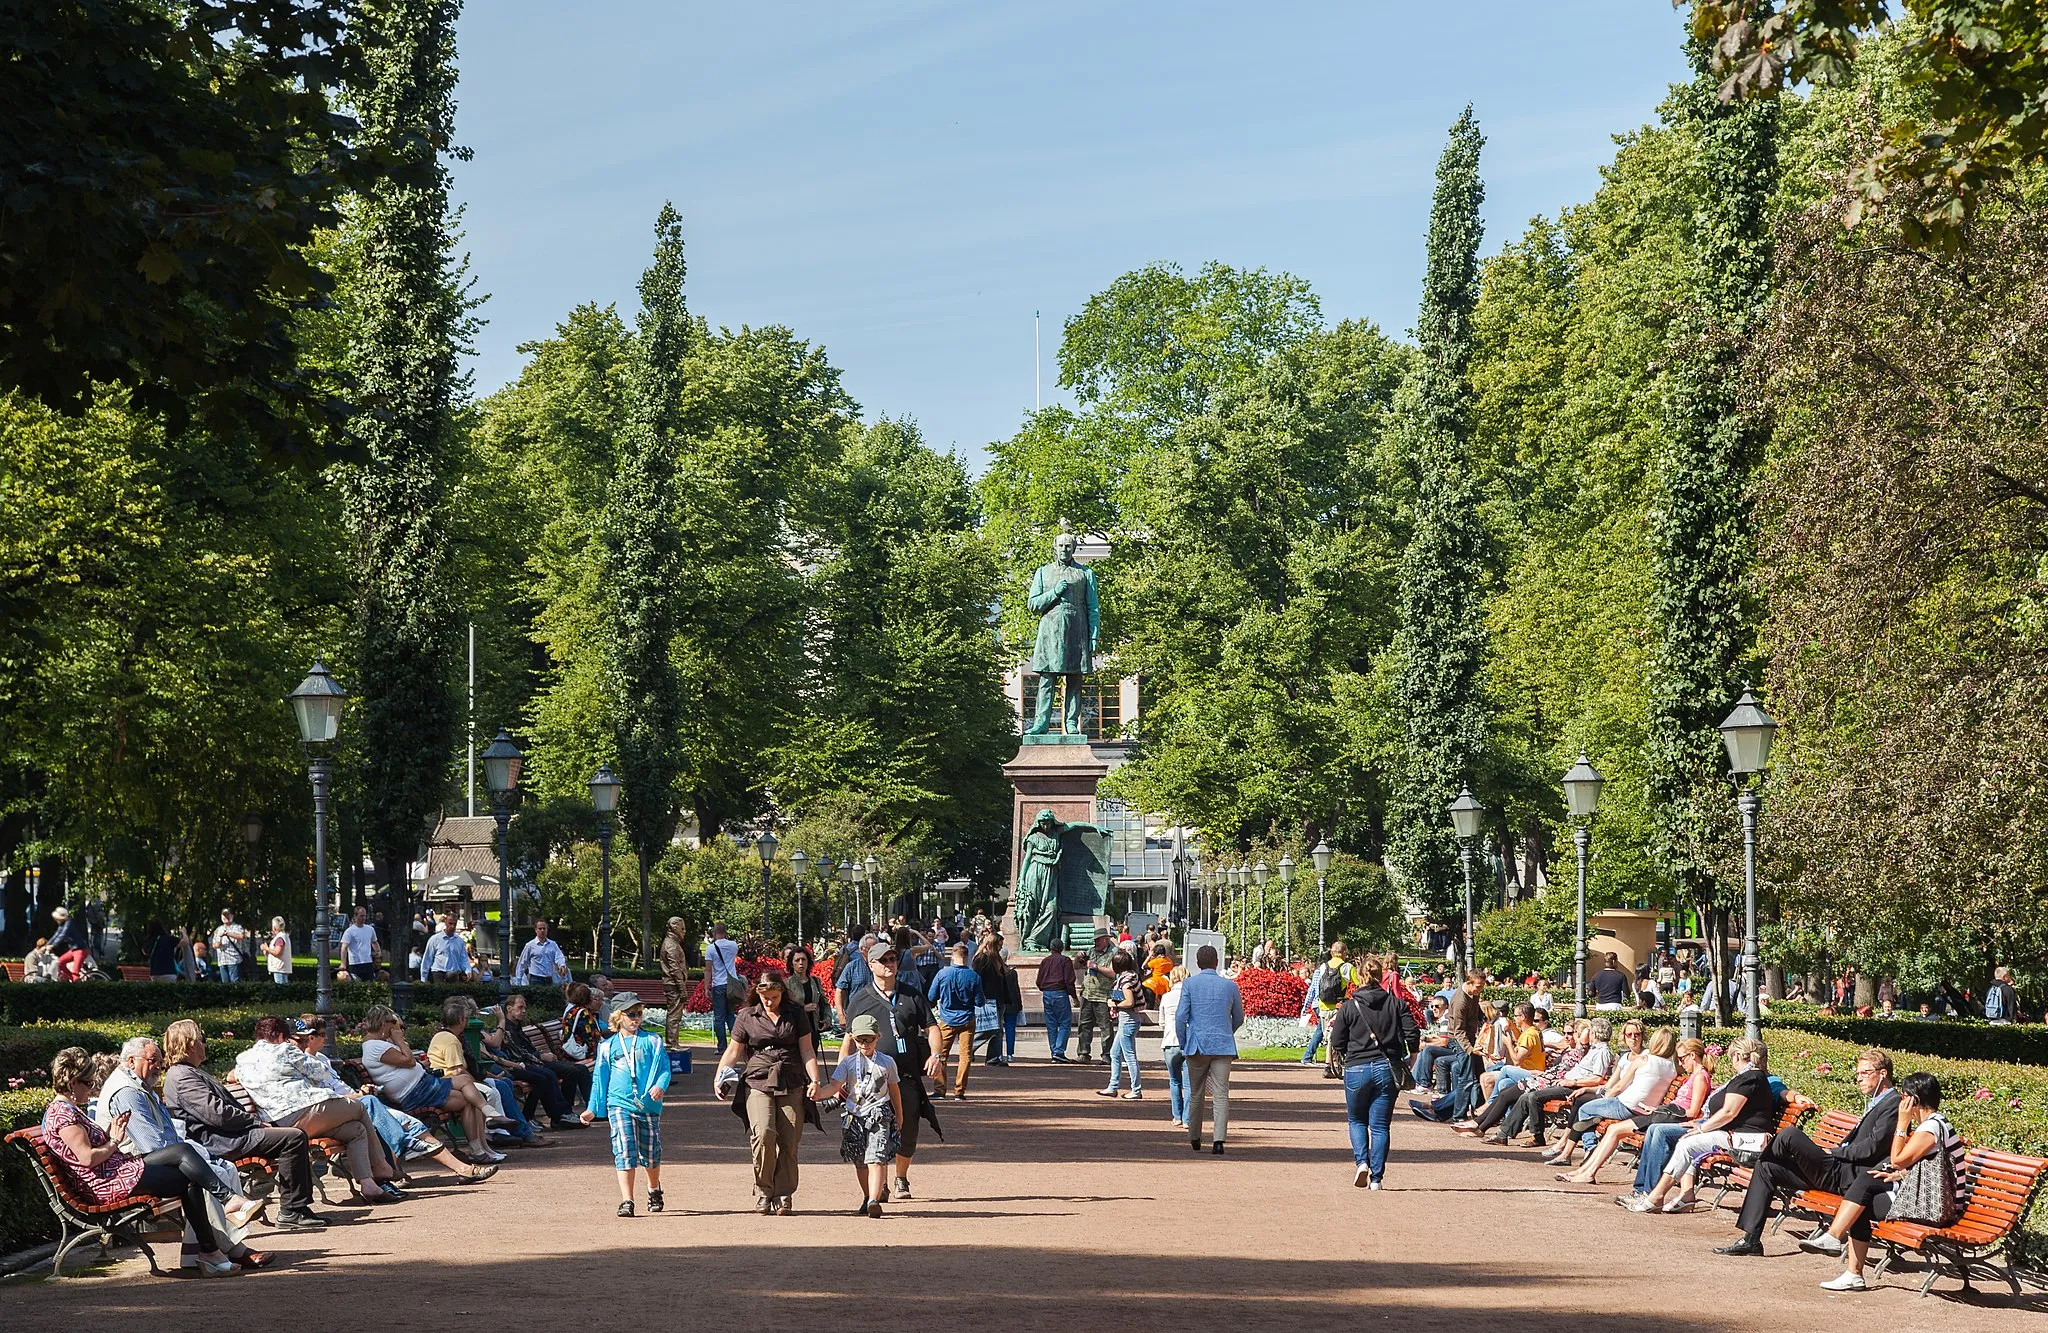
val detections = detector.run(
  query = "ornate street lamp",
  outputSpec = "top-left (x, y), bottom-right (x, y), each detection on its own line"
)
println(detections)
top-left (287, 660), bottom-right (346, 1038)
top-left (1251, 860), bottom-right (1270, 949)
top-left (863, 853), bottom-right (880, 928)
top-left (1277, 855), bottom-right (1295, 961)
top-left (789, 849), bottom-right (809, 949)
top-left (589, 765), bottom-right (621, 973)
top-left (1719, 685), bottom-right (1778, 1042)
top-left (815, 856), bottom-right (834, 938)
top-left (839, 856), bottom-right (857, 931)
top-left (756, 829), bottom-right (778, 943)
top-left (1448, 784), bottom-right (1484, 975)
top-left (1562, 752), bottom-right (1605, 1019)
top-left (480, 730), bottom-right (523, 1004)
top-left (1311, 840), bottom-right (1334, 952)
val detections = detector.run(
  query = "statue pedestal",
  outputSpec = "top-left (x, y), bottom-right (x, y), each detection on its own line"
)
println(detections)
top-left (1000, 739), bottom-right (1110, 956)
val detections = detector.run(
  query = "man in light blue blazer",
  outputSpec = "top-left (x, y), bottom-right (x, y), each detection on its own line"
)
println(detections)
top-left (1175, 944), bottom-right (1244, 1153)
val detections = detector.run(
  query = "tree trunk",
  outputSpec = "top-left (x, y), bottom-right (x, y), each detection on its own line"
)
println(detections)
top-left (1765, 965), bottom-right (1784, 1000)
top-left (636, 850), bottom-right (652, 972)
top-left (1702, 901), bottom-right (1735, 1026)
top-left (1853, 972), bottom-right (1877, 1010)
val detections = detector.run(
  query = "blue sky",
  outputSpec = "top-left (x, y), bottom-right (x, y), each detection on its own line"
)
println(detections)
top-left (450, 2), bottom-right (1692, 468)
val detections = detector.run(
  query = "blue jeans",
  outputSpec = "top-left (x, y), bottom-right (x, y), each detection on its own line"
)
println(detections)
top-left (1344, 1057), bottom-right (1398, 1181)
top-left (1104, 1014), bottom-right (1142, 1092)
top-left (1429, 1049), bottom-right (1479, 1118)
top-left (1569, 1096), bottom-right (1636, 1151)
top-left (1165, 1047), bottom-right (1188, 1122)
top-left (1301, 1019), bottom-right (1324, 1063)
top-left (1633, 1120), bottom-right (1690, 1193)
top-left (218, 962), bottom-right (241, 983)
top-left (1042, 992), bottom-right (1073, 1058)
top-left (361, 1097), bottom-right (434, 1160)
top-left (1411, 1042), bottom-right (1453, 1089)
top-left (487, 1077), bottom-right (540, 1141)
top-left (1002, 1011), bottom-right (1019, 1057)
top-left (711, 988), bottom-right (734, 1052)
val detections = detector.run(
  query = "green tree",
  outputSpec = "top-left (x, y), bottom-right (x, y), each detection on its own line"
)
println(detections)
top-left (1645, 41), bottom-right (1780, 1023)
top-left (602, 206), bottom-right (690, 960)
top-left (0, 0), bottom-right (358, 453)
top-left (337, 0), bottom-right (468, 927)
top-left (1387, 107), bottom-right (1492, 940)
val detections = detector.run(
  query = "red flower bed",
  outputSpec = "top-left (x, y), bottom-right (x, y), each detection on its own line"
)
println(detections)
top-left (1235, 966), bottom-right (1307, 1018)
top-left (679, 954), bottom-right (836, 1013)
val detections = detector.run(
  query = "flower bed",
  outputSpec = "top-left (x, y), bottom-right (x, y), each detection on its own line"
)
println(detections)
top-left (1234, 1015), bottom-right (1313, 1049)
top-left (1233, 967), bottom-right (1307, 1018)
top-left (680, 955), bottom-right (836, 1013)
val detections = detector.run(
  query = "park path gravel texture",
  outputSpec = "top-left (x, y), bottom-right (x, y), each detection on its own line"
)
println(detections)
top-left (1, 1035), bottom-right (2038, 1331)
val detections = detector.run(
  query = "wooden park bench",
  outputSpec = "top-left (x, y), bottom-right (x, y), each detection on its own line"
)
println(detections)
top-left (1699, 1096), bottom-right (1826, 1209)
top-left (1870, 1146), bottom-right (2048, 1296)
top-left (220, 1073), bottom-right (352, 1202)
top-left (5, 1125), bottom-right (181, 1276)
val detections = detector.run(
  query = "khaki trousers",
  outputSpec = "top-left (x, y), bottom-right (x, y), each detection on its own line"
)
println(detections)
top-left (283, 1097), bottom-right (380, 1180)
top-left (1186, 1054), bottom-right (1233, 1146)
top-left (936, 1022), bottom-right (976, 1096)
top-left (744, 1088), bottom-right (803, 1200)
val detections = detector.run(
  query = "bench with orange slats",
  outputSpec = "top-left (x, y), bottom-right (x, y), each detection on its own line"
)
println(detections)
top-left (5, 1125), bottom-right (181, 1276)
top-left (1869, 1146), bottom-right (2048, 1296)
top-left (1696, 1096), bottom-right (1828, 1208)
top-left (219, 1073), bottom-right (352, 1202)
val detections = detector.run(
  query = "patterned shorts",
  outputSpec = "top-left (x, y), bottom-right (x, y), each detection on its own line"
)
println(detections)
top-left (840, 1113), bottom-right (899, 1166)
top-left (608, 1110), bottom-right (662, 1169)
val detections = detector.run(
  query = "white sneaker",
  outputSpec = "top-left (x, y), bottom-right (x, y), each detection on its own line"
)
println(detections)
top-left (1354, 1164), bottom-right (1371, 1188)
top-left (1616, 1193), bottom-right (1656, 1213)
top-left (1819, 1271), bottom-right (1867, 1292)
top-left (1367, 1177), bottom-right (1383, 1191)
top-left (1799, 1231), bottom-right (1846, 1257)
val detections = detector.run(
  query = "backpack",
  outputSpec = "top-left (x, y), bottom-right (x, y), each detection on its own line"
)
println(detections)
top-left (1985, 984), bottom-right (2007, 1020)
top-left (1318, 963), bottom-right (1349, 1007)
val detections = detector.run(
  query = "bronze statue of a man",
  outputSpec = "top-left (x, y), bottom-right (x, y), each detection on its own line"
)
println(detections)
top-left (1025, 530), bottom-right (1100, 735)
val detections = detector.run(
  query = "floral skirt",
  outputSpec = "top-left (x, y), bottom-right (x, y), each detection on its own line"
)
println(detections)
top-left (608, 1109), bottom-right (662, 1169)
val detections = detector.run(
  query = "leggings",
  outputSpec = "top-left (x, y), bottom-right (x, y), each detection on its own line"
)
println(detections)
top-left (1839, 1170), bottom-right (1894, 1241)
top-left (136, 1144), bottom-right (228, 1252)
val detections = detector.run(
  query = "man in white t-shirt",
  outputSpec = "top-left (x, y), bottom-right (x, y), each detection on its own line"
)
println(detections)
top-left (211, 910), bottom-right (249, 983)
top-left (339, 907), bottom-right (380, 982)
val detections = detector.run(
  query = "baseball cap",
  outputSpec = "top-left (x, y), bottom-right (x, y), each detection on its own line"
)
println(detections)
top-left (864, 940), bottom-right (897, 964)
top-left (608, 994), bottom-right (645, 1021)
top-left (849, 1014), bottom-right (881, 1039)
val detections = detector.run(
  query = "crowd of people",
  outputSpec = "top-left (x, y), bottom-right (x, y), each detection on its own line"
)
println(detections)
top-left (1394, 965), bottom-right (1969, 1292)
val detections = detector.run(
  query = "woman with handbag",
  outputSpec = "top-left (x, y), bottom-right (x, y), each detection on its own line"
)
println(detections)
top-left (1799, 1072), bottom-right (1965, 1291)
top-left (1330, 955), bottom-right (1420, 1190)
top-left (1095, 950), bottom-right (1146, 1100)
top-left (972, 936), bottom-right (1009, 1067)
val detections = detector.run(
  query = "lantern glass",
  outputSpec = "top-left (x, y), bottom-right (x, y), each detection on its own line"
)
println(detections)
top-left (757, 830), bottom-right (779, 864)
top-left (240, 813), bottom-right (264, 846)
top-left (1561, 752), bottom-right (1605, 820)
top-left (287, 659), bottom-right (347, 745)
top-left (789, 848), bottom-right (809, 881)
top-left (1311, 840), bottom-right (1334, 874)
top-left (1718, 686), bottom-right (1778, 776)
top-left (481, 730), bottom-right (523, 798)
top-left (1447, 784), bottom-right (1485, 841)
top-left (1251, 860), bottom-right (1270, 887)
top-left (1277, 855), bottom-right (1295, 883)
top-left (863, 853), bottom-right (879, 878)
top-left (588, 764), bottom-right (621, 814)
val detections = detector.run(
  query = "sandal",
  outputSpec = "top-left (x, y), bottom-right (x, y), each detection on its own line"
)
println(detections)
top-left (233, 1250), bottom-right (275, 1270)
top-left (455, 1164), bottom-right (497, 1183)
top-left (225, 1197), bottom-right (268, 1229)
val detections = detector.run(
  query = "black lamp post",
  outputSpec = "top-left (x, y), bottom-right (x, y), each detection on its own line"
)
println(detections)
top-left (1251, 860), bottom-right (1270, 950)
top-left (1277, 855), bottom-right (1295, 961)
top-left (480, 730), bottom-right (523, 1005)
top-left (863, 853), bottom-right (880, 928)
top-left (590, 765), bottom-right (621, 974)
top-left (1448, 784), bottom-right (1484, 975)
top-left (756, 830), bottom-right (777, 943)
top-left (1311, 840), bottom-right (1333, 951)
top-left (287, 660), bottom-right (346, 1039)
top-left (839, 857), bottom-right (856, 931)
top-left (1562, 752), bottom-right (1605, 1020)
top-left (815, 856), bottom-right (834, 939)
top-left (1718, 685), bottom-right (1778, 1042)
top-left (789, 849), bottom-right (808, 949)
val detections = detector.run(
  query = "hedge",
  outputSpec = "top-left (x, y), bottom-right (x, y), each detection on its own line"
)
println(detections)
top-left (2, 1086), bottom-right (58, 1255)
top-left (0, 980), bottom-right (574, 1027)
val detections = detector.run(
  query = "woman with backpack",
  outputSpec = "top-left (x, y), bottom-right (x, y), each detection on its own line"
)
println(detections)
top-left (1329, 955), bottom-right (1419, 1190)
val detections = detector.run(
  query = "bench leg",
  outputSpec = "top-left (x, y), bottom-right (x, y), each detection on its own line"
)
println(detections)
top-left (49, 1222), bottom-right (89, 1277)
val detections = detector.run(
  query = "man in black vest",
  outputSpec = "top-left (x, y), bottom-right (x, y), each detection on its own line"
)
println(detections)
top-left (1717, 1047), bottom-right (1900, 1255)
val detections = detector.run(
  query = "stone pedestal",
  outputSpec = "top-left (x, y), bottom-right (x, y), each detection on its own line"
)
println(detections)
top-left (1000, 738), bottom-right (1110, 959)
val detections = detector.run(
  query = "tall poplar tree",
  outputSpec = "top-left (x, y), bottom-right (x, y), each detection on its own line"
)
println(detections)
top-left (343, 0), bottom-right (466, 916)
top-left (1646, 40), bottom-right (1778, 1022)
top-left (603, 205), bottom-right (689, 961)
top-left (1388, 108), bottom-right (1491, 941)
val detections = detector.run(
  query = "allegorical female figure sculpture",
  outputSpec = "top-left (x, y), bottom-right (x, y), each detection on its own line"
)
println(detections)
top-left (1026, 529), bottom-right (1100, 736)
top-left (1014, 808), bottom-right (1104, 952)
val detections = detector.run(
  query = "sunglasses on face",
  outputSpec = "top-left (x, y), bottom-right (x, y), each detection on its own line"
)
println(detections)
top-left (875, 955), bottom-right (899, 965)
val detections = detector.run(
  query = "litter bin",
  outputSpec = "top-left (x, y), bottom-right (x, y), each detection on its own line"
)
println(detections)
top-left (1679, 1004), bottom-right (1701, 1044)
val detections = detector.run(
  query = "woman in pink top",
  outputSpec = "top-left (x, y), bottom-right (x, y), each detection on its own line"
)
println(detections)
top-left (1558, 1036), bottom-right (1711, 1186)
top-left (40, 1046), bottom-right (240, 1275)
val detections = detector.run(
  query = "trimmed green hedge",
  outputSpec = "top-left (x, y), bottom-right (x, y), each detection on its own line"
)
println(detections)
top-left (0, 980), bottom-right (574, 1027)
top-left (2, 1086), bottom-right (58, 1254)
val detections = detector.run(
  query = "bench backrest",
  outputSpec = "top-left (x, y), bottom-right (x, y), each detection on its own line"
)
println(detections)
top-left (219, 1073), bottom-right (268, 1122)
top-left (5, 1125), bottom-right (147, 1215)
top-left (1808, 1109), bottom-right (1859, 1152)
top-left (1953, 1147), bottom-right (2048, 1234)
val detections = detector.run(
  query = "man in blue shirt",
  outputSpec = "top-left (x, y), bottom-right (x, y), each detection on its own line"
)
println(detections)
top-left (927, 945), bottom-right (985, 1100)
top-left (419, 914), bottom-right (472, 981)
top-left (1175, 944), bottom-right (1244, 1153)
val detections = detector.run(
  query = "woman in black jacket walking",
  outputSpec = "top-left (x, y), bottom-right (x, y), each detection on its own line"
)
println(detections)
top-left (1329, 955), bottom-right (1420, 1191)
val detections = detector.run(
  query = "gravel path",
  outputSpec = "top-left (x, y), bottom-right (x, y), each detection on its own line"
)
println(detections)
top-left (2, 1036), bottom-right (2038, 1330)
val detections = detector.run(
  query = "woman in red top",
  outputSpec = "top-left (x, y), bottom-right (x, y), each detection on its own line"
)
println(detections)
top-left (41, 1046), bottom-right (240, 1276)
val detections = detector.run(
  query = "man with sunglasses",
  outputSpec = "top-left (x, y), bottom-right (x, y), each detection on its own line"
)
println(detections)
top-left (1717, 1047), bottom-right (1899, 1256)
top-left (843, 940), bottom-right (945, 1202)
